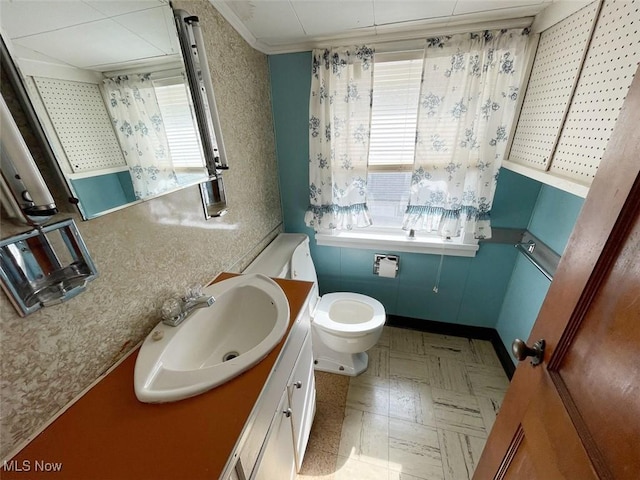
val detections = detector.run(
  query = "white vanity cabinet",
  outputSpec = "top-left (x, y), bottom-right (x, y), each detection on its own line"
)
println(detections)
top-left (222, 292), bottom-right (316, 480)
top-left (253, 389), bottom-right (296, 480)
top-left (287, 333), bottom-right (315, 471)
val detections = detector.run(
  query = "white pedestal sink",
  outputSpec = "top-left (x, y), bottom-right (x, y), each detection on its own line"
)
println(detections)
top-left (134, 274), bottom-right (290, 403)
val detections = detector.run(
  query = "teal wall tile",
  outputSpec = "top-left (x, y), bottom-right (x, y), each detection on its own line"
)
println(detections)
top-left (396, 252), bottom-right (442, 285)
top-left (339, 247), bottom-right (378, 279)
top-left (71, 171), bottom-right (135, 218)
top-left (397, 285), bottom-right (461, 323)
top-left (267, 52), bottom-right (572, 332)
top-left (311, 244), bottom-right (341, 276)
top-left (491, 168), bottom-right (542, 228)
top-left (396, 255), bottom-right (472, 324)
top-left (457, 243), bottom-right (519, 327)
top-left (495, 183), bottom-right (583, 358)
top-left (495, 255), bottom-right (551, 362)
top-left (317, 274), bottom-right (342, 295)
top-left (528, 185), bottom-right (584, 255)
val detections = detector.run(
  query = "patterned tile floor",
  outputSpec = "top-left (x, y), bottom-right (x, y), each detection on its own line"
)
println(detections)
top-left (297, 326), bottom-right (510, 480)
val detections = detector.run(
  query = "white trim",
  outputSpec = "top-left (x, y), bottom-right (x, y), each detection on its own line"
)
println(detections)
top-left (315, 229), bottom-right (479, 257)
top-left (209, 0), bottom-right (260, 50)
top-left (502, 159), bottom-right (590, 198)
top-left (209, 0), bottom-right (534, 55)
top-left (261, 17), bottom-right (532, 54)
top-left (211, 1), bottom-right (596, 55)
top-left (530, 0), bottom-right (596, 33)
top-left (101, 57), bottom-right (184, 78)
top-left (17, 58), bottom-right (103, 84)
top-left (66, 166), bottom-right (130, 180)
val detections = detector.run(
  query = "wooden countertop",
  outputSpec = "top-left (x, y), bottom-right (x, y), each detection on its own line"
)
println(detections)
top-left (2, 274), bottom-right (313, 480)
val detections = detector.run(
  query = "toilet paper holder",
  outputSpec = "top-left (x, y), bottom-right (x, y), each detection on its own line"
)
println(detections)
top-left (373, 254), bottom-right (399, 276)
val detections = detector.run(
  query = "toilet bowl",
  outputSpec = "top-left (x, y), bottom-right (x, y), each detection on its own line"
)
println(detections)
top-left (311, 292), bottom-right (385, 375)
top-left (245, 233), bottom-right (386, 376)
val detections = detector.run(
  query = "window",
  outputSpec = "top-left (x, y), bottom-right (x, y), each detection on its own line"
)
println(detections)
top-left (367, 52), bottom-right (422, 229)
top-left (153, 77), bottom-right (205, 170)
top-left (315, 51), bottom-right (479, 255)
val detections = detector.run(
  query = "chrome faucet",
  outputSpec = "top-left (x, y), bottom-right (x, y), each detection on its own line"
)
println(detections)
top-left (161, 285), bottom-right (215, 327)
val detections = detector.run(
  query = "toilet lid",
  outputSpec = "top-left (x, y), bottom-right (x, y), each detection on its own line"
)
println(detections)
top-left (314, 292), bottom-right (386, 335)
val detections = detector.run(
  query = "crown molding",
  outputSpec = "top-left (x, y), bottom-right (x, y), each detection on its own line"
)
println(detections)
top-left (209, 0), bottom-right (539, 55)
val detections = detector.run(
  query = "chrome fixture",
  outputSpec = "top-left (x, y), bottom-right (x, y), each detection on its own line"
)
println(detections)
top-left (200, 174), bottom-right (227, 218)
top-left (174, 10), bottom-right (227, 172)
top-left (0, 219), bottom-right (98, 316)
top-left (161, 285), bottom-right (215, 327)
top-left (514, 231), bottom-right (560, 281)
top-left (0, 93), bottom-right (57, 226)
top-left (174, 10), bottom-right (230, 219)
top-left (373, 254), bottom-right (399, 277)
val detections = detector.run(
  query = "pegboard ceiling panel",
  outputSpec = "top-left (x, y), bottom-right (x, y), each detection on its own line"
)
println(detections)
top-left (33, 78), bottom-right (126, 173)
top-left (550, 0), bottom-right (640, 183)
top-left (509, 1), bottom-right (599, 170)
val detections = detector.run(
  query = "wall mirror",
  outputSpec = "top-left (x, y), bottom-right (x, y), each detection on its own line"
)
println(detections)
top-left (0, 0), bottom-right (219, 219)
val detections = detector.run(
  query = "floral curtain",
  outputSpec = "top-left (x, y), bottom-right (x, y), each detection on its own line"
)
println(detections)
top-left (403, 29), bottom-right (530, 239)
top-left (304, 46), bottom-right (375, 231)
top-left (103, 74), bottom-right (178, 199)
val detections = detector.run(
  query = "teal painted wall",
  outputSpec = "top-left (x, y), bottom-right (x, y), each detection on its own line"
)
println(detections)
top-left (301, 169), bottom-right (540, 328)
top-left (71, 171), bottom-right (136, 218)
top-left (268, 52), bottom-right (582, 333)
top-left (496, 185), bottom-right (584, 361)
top-left (528, 184), bottom-right (585, 255)
top-left (269, 52), bottom-right (313, 233)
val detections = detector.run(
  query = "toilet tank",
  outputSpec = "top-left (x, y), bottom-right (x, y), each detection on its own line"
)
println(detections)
top-left (246, 233), bottom-right (321, 316)
top-left (290, 237), bottom-right (319, 286)
top-left (244, 233), bottom-right (308, 279)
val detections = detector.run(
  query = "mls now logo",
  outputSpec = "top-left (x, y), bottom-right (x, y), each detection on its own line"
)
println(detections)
top-left (3, 459), bottom-right (63, 472)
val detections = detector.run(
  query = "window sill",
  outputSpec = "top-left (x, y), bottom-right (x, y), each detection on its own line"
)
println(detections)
top-left (314, 230), bottom-right (479, 257)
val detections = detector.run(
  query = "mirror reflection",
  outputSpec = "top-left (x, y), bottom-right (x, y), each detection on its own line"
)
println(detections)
top-left (0, 0), bottom-right (210, 219)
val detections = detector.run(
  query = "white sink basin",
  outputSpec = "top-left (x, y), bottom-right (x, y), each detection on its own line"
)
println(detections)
top-left (134, 274), bottom-right (290, 403)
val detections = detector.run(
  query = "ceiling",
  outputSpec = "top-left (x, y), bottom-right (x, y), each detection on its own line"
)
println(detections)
top-left (0, 1), bottom-right (179, 73)
top-left (210, 0), bottom-right (559, 54)
top-left (0, 0), bottom-right (588, 72)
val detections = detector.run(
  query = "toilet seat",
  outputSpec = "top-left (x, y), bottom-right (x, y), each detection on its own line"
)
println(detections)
top-left (314, 292), bottom-right (385, 335)
top-left (247, 234), bottom-right (387, 375)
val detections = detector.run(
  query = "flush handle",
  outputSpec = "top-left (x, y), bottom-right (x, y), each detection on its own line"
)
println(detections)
top-left (512, 338), bottom-right (545, 366)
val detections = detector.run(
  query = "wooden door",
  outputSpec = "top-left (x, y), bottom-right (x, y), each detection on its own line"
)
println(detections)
top-left (474, 71), bottom-right (640, 479)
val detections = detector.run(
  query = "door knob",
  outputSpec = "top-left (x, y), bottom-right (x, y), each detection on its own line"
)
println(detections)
top-left (283, 408), bottom-right (292, 418)
top-left (512, 338), bottom-right (545, 366)
top-left (294, 381), bottom-right (302, 389)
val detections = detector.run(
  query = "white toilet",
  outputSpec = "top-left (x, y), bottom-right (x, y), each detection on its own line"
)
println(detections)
top-left (245, 233), bottom-right (386, 376)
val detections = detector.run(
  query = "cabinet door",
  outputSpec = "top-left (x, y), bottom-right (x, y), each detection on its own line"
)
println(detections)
top-left (252, 389), bottom-right (295, 480)
top-left (508, 2), bottom-right (598, 171)
top-left (288, 332), bottom-right (316, 471)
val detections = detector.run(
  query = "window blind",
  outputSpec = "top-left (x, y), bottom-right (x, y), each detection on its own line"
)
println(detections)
top-left (368, 58), bottom-right (423, 167)
top-left (154, 82), bottom-right (204, 168)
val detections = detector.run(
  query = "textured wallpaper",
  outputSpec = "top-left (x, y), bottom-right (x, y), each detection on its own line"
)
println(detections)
top-left (0, 0), bottom-right (281, 459)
